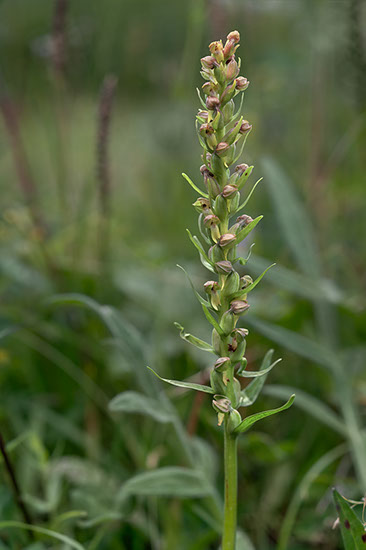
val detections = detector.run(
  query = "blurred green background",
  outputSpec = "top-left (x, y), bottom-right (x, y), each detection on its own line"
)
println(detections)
top-left (0, 0), bottom-right (365, 548)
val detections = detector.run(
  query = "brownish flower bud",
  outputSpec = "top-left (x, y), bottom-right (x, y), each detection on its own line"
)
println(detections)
top-left (212, 395), bottom-right (231, 413)
top-left (202, 82), bottom-right (214, 96)
top-left (199, 123), bottom-right (214, 136)
top-left (215, 260), bottom-right (234, 274)
top-left (222, 184), bottom-right (238, 198)
top-left (209, 41), bottom-right (224, 63)
top-left (206, 96), bottom-right (220, 110)
top-left (226, 59), bottom-right (239, 81)
top-left (239, 120), bottom-right (252, 134)
top-left (192, 197), bottom-right (210, 213)
top-left (203, 214), bottom-right (220, 228)
top-left (235, 77), bottom-right (249, 91)
top-left (204, 280), bottom-right (220, 294)
top-left (219, 233), bottom-right (236, 248)
top-left (231, 327), bottom-right (249, 342)
top-left (214, 357), bottom-right (231, 372)
top-left (227, 30), bottom-right (240, 44)
top-left (236, 214), bottom-right (253, 227)
top-left (215, 142), bottom-right (230, 156)
top-left (201, 55), bottom-right (218, 70)
top-left (235, 163), bottom-right (249, 174)
top-left (230, 300), bottom-right (250, 315)
top-left (197, 110), bottom-right (208, 122)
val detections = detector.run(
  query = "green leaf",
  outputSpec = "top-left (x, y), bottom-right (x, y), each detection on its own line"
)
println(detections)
top-left (109, 391), bottom-right (172, 423)
top-left (238, 358), bottom-right (281, 378)
top-left (147, 367), bottom-right (214, 394)
top-left (174, 322), bottom-right (215, 353)
top-left (239, 349), bottom-right (275, 407)
top-left (186, 229), bottom-right (215, 273)
top-left (261, 157), bottom-right (321, 278)
top-left (231, 263), bottom-right (275, 298)
top-left (118, 466), bottom-right (213, 501)
top-left (236, 178), bottom-right (263, 213)
top-left (0, 522), bottom-right (85, 550)
top-left (248, 316), bottom-right (340, 373)
top-left (182, 173), bottom-right (209, 198)
top-left (235, 216), bottom-right (263, 244)
top-left (234, 394), bottom-right (295, 434)
top-left (333, 489), bottom-right (366, 549)
top-left (263, 384), bottom-right (346, 436)
top-left (177, 265), bottom-right (211, 309)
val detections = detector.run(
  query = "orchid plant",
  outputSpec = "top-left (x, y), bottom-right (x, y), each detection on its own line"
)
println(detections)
top-left (149, 31), bottom-right (294, 550)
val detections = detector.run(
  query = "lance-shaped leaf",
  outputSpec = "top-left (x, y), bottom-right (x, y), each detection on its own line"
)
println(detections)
top-left (233, 130), bottom-right (251, 164)
top-left (147, 367), bottom-right (214, 394)
top-left (239, 350), bottom-right (275, 407)
top-left (177, 265), bottom-right (212, 309)
top-left (186, 229), bottom-right (215, 273)
top-left (198, 213), bottom-right (212, 245)
top-left (182, 173), bottom-right (209, 198)
top-left (231, 264), bottom-right (275, 299)
top-left (174, 322), bottom-right (214, 353)
top-left (195, 120), bottom-right (208, 150)
top-left (237, 357), bottom-right (282, 378)
top-left (109, 391), bottom-right (172, 423)
top-left (233, 394), bottom-right (295, 434)
top-left (232, 92), bottom-right (245, 122)
top-left (333, 489), bottom-right (366, 549)
top-left (235, 216), bottom-right (263, 244)
top-left (236, 178), bottom-right (263, 213)
top-left (0, 522), bottom-right (84, 550)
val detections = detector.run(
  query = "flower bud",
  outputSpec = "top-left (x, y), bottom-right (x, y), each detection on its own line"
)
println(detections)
top-left (222, 184), bottom-right (238, 198)
top-left (204, 280), bottom-right (220, 294)
top-left (226, 59), bottom-right (239, 81)
top-left (230, 300), bottom-right (250, 315)
top-left (202, 82), bottom-right (215, 96)
top-left (199, 123), bottom-right (214, 136)
top-left (196, 110), bottom-right (208, 122)
top-left (227, 30), bottom-right (240, 44)
top-left (215, 142), bottom-right (230, 157)
top-left (235, 76), bottom-right (249, 91)
top-left (214, 356), bottom-right (231, 372)
top-left (212, 394), bottom-right (231, 413)
top-left (231, 214), bottom-right (254, 234)
top-left (206, 96), bottom-right (220, 111)
top-left (201, 55), bottom-right (218, 70)
top-left (204, 214), bottom-right (220, 242)
top-left (219, 233), bottom-right (236, 248)
top-left (240, 275), bottom-right (253, 290)
top-left (229, 337), bottom-right (247, 363)
top-left (235, 163), bottom-right (249, 175)
top-left (209, 41), bottom-right (224, 63)
top-left (215, 260), bottom-right (234, 274)
top-left (192, 197), bottom-right (210, 213)
top-left (231, 327), bottom-right (249, 342)
top-left (239, 120), bottom-right (252, 134)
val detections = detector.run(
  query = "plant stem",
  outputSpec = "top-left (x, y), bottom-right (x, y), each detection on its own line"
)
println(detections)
top-left (222, 418), bottom-right (238, 550)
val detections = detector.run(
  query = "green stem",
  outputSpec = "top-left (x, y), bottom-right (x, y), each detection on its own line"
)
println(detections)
top-left (222, 419), bottom-right (238, 550)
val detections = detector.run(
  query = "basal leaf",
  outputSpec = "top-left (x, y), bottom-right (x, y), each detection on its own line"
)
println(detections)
top-left (234, 394), bottom-right (295, 434)
top-left (109, 391), bottom-right (172, 423)
top-left (147, 367), bottom-right (214, 394)
top-left (118, 466), bottom-right (213, 502)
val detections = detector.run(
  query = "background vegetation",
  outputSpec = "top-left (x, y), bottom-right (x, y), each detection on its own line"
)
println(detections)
top-left (0, 0), bottom-right (365, 548)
